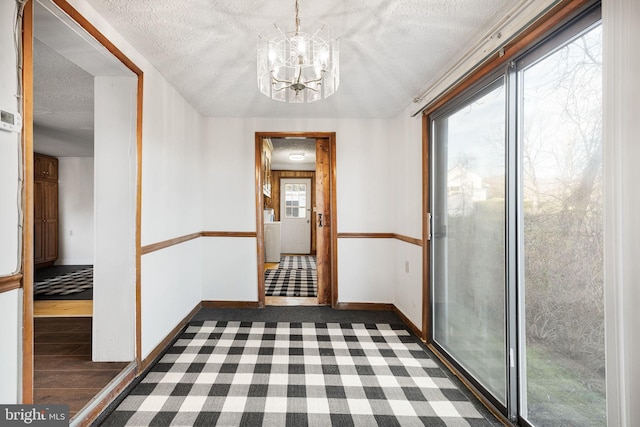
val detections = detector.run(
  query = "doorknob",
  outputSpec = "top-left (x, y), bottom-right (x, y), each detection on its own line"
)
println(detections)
top-left (318, 213), bottom-right (323, 227)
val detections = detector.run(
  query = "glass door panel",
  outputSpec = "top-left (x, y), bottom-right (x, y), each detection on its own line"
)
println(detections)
top-left (519, 23), bottom-right (604, 426)
top-left (432, 78), bottom-right (507, 404)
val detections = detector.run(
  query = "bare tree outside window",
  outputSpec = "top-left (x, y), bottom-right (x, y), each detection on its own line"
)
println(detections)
top-left (521, 24), bottom-right (604, 426)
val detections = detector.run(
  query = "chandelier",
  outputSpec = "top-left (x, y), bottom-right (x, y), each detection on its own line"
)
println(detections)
top-left (257, 0), bottom-right (339, 103)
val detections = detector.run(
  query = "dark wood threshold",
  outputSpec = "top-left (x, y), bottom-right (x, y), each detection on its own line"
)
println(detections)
top-left (337, 233), bottom-right (395, 239)
top-left (201, 300), bottom-right (261, 309)
top-left (335, 302), bottom-right (394, 311)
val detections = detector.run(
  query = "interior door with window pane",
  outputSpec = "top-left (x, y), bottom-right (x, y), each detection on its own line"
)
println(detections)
top-left (431, 78), bottom-right (507, 405)
top-left (280, 178), bottom-right (311, 254)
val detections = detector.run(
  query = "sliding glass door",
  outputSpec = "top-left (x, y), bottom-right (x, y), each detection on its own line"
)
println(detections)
top-left (429, 5), bottom-right (603, 425)
top-left (431, 78), bottom-right (507, 405)
top-left (518, 18), bottom-right (604, 427)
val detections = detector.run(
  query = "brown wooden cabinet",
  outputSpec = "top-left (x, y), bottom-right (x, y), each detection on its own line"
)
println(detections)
top-left (34, 153), bottom-right (58, 267)
top-left (34, 154), bottom-right (58, 180)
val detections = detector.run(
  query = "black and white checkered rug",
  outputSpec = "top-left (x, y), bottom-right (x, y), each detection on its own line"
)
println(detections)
top-left (265, 269), bottom-right (317, 297)
top-left (102, 321), bottom-right (492, 426)
top-left (33, 267), bottom-right (93, 297)
top-left (279, 255), bottom-right (316, 270)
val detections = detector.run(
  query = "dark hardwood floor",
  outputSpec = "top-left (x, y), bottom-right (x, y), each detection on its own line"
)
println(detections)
top-left (34, 317), bottom-right (129, 418)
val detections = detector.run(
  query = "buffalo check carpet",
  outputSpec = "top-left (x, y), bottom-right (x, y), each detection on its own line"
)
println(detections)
top-left (33, 266), bottom-right (93, 298)
top-left (279, 255), bottom-right (316, 270)
top-left (265, 269), bottom-right (317, 297)
top-left (101, 321), bottom-right (495, 426)
top-left (266, 255), bottom-right (318, 297)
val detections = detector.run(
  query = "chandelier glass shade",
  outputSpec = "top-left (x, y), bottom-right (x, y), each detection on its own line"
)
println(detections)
top-left (257, 1), bottom-right (339, 103)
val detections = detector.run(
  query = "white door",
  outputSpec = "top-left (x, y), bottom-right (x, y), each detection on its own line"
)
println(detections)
top-left (280, 178), bottom-right (311, 254)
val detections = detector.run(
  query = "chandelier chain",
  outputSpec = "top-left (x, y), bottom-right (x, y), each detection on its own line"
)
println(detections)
top-left (295, 0), bottom-right (300, 33)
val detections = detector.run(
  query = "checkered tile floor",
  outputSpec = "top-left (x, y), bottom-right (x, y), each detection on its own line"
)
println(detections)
top-left (265, 269), bottom-right (317, 297)
top-left (33, 267), bottom-right (93, 297)
top-left (101, 321), bottom-right (493, 426)
top-left (279, 255), bottom-right (316, 270)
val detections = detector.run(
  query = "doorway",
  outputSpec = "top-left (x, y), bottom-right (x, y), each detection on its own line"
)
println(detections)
top-left (22, 0), bottom-right (143, 411)
top-left (255, 132), bottom-right (336, 307)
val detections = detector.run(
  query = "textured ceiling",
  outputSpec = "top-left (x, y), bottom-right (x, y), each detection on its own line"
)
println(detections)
top-left (271, 138), bottom-right (317, 171)
top-left (84, 0), bottom-right (515, 119)
top-left (33, 37), bottom-right (95, 156)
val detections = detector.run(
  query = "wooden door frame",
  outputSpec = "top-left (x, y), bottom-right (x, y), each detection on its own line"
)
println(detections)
top-left (21, 0), bottom-right (144, 402)
top-left (255, 132), bottom-right (337, 308)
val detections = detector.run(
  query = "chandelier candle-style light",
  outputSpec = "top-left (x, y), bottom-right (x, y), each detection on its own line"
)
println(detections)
top-left (257, 0), bottom-right (339, 103)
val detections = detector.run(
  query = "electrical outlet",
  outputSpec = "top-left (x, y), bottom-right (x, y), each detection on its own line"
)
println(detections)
top-left (405, 261), bottom-right (410, 273)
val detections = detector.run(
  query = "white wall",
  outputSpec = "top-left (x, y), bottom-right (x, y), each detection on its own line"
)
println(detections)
top-left (138, 69), bottom-right (204, 355)
top-left (393, 240), bottom-right (423, 328)
top-left (202, 117), bottom-right (395, 303)
top-left (338, 239), bottom-right (394, 303)
top-left (141, 238), bottom-right (202, 359)
top-left (201, 237), bottom-right (258, 302)
top-left (603, 0), bottom-right (640, 425)
top-left (0, 1), bottom-right (23, 404)
top-left (391, 107), bottom-right (425, 329)
top-left (0, 2), bottom-right (22, 276)
top-left (57, 157), bottom-right (94, 265)
top-left (140, 70), bottom-right (203, 246)
top-left (61, 0), bottom-right (205, 362)
top-left (93, 76), bottom-right (137, 361)
top-left (0, 289), bottom-right (21, 404)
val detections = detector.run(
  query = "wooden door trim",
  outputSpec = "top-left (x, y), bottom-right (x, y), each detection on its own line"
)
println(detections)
top-left (255, 132), bottom-right (337, 308)
top-left (329, 134), bottom-right (338, 307)
top-left (22, 0), bottom-right (35, 403)
top-left (337, 233), bottom-right (423, 247)
top-left (141, 232), bottom-right (202, 255)
top-left (22, 0), bottom-right (144, 402)
top-left (0, 274), bottom-right (23, 294)
top-left (421, 114), bottom-right (430, 343)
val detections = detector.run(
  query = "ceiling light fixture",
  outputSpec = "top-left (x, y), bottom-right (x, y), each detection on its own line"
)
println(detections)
top-left (257, 0), bottom-right (339, 103)
top-left (289, 153), bottom-right (306, 161)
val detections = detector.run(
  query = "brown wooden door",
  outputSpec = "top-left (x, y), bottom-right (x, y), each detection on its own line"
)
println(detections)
top-left (33, 180), bottom-right (45, 264)
top-left (43, 181), bottom-right (58, 262)
top-left (315, 138), bottom-right (331, 305)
